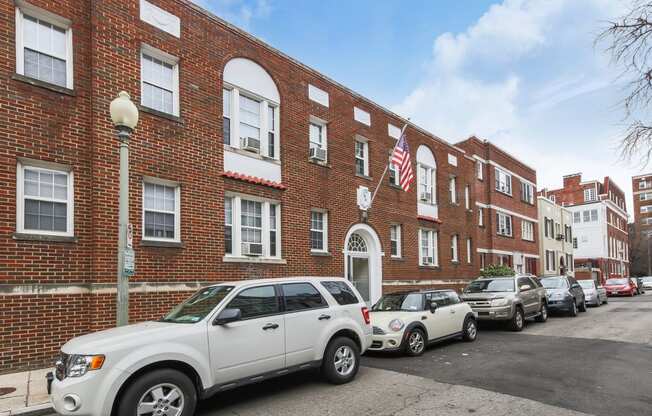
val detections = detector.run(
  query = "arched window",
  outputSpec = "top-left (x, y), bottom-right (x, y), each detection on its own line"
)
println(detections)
top-left (223, 58), bottom-right (280, 159)
top-left (416, 145), bottom-right (437, 205)
top-left (347, 233), bottom-right (368, 253)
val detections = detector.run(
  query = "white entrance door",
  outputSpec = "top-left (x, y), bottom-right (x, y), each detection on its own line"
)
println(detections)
top-left (344, 227), bottom-right (382, 304)
top-left (349, 256), bottom-right (370, 302)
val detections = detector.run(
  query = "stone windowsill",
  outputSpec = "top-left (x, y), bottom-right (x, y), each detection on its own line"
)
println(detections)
top-left (310, 250), bottom-right (332, 257)
top-left (140, 240), bottom-right (185, 248)
top-left (223, 256), bottom-right (287, 264)
top-left (12, 73), bottom-right (75, 96)
top-left (12, 233), bottom-right (78, 243)
top-left (139, 105), bottom-right (183, 123)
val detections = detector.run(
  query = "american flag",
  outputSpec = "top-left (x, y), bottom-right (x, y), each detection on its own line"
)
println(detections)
top-left (391, 132), bottom-right (414, 191)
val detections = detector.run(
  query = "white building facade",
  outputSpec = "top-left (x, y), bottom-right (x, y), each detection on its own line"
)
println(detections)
top-left (538, 196), bottom-right (574, 277)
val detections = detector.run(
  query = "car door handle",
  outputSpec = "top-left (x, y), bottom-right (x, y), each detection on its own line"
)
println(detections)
top-left (262, 323), bottom-right (279, 330)
top-left (318, 314), bottom-right (331, 320)
top-left (450, 309), bottom-right (456, 314)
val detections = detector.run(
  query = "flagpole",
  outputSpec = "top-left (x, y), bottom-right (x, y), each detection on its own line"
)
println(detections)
top-left (370, 123), bottom-right (408, 206)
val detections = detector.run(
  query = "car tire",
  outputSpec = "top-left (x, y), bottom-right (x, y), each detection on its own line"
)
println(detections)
top-left (535, 303), bottom-right (548, 323)
top-left (579, 299), bottom-right (587, 312)
top-left (321, 337), bottom-right (360, 385)
top-left (569, 300), bottom-right (578, 317)
top-left (117, 368), bottom-right (197, 416)
top-left (462, 318), bottom-right (478, 342)
top-left (509, 307), bottom-right (524, 331)
top-left (403, 327), bottom-right (427, 356)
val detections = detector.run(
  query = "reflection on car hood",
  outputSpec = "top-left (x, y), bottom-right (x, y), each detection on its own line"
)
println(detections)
top-left (370, 310), bottom-right (427, 329)
top-left (460, 292), bottom-right (511, 301)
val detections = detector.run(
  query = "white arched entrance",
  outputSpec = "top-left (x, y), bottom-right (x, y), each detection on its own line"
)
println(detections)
top-left (343, 224), bottom-right (383, 304)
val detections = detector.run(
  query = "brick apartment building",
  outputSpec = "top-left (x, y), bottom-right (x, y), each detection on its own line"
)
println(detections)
top-left (542, 174), bottom-right (629, 283)
top-left (0, 0), bottom-right (491, 372)
top-left (456, 137), bottom-right (539, 275)
top-left (632, 174), bottom-right (652, 235)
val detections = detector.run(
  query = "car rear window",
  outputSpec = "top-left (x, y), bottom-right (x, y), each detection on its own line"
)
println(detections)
top-left (282, 283), bottom-right (327, 312)
top-left (320, 281), bottom-right (359, 305)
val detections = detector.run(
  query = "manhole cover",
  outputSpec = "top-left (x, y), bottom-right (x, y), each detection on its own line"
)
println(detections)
top-left (0, 387), bottom-right (16, 397)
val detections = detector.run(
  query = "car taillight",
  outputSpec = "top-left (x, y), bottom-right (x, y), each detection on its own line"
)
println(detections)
top-left (361, 307), bottom-right (370, 325)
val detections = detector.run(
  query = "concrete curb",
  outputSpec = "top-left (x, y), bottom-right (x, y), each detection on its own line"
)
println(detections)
top-left (9, 403), bottom-right (52, 416)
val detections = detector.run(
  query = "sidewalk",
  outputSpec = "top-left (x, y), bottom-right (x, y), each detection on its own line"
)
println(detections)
top-left (0, 369), bottom-right (52, 416)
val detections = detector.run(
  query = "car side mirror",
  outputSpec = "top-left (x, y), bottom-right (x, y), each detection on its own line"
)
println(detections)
top-left (213, 308), bottom-right (241, 325)
top-left (429, 301), bottom-right (438, 313)
top-left (519, 285), bottom-right (531, 291)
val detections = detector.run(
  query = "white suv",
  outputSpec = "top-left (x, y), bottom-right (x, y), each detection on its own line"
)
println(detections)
top-left (47, 277), bottom-right (372, 416)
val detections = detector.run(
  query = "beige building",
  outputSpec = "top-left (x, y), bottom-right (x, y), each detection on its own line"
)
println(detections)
top-left (537, 196), bottom-right (575, 277)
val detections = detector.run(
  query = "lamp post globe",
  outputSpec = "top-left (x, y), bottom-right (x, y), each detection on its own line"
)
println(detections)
top-left (111, 91), bottom-right (138, 327)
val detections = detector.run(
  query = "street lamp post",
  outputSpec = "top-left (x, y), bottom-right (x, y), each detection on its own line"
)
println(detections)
top-left (109, 91), bottom-right (139, 327)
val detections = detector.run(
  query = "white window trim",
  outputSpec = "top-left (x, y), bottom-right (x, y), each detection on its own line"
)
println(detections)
top-left (476, 160), bottom-right (484, 180)
top-left (478, 207), bottom-right (484, 227)
top-left (466, 238), bottom-right (472, 264)
top-left (310, 209), bottom-right (328, 253)
top-left (224, 192), bottom-right (282, 260)
top-left (16, 160), bottom-right (74, 237)
top-left (309, 115), bottom-right (328, 160)
top-left (449, 176), bottom-right (457, 204)
top-left (451, 234), bottom-right (459, 262)
top-left (496, 212), bottom-right (513, 237)
top-left (495, 167), bottom-right (512, 196)
top-left (223, 84), bottom-right (280, 160)
top-left (521, 220), bottom-right (534, 242)
top-left (15, 2), bottom-right (74, 89)
top-left (140, 44), bottom-right (180, 117)
top-left (390, 224), bottom-right (402, 258)
top-left (141, 177), bottom-right (181, 243)
top-left (418, 228), bottom-right (439, 267)
top-left (417, 163), bottom-right (437, 205)
top-left (464, 185), bottom-right (470, 210)
top-left (355, 136), bottom-right (369, 177)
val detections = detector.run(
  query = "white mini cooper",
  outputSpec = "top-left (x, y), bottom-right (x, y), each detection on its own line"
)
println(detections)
top-left (369, 289), bottom-right (477, 356)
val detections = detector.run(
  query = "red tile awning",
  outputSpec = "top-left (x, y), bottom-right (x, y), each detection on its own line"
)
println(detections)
top-left (221, 171), bottom-right (287, 190)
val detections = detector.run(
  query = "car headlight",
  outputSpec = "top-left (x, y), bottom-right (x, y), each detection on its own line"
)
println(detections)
top-left (66, 354), bottom-right (105, 378)
top-left (490, 298), bottom-right (508, 307)
top-left (388, 319), bottom-right (405, 332)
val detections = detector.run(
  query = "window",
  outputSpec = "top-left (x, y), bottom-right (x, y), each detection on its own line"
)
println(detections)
top-left (590, 209), bottom-right (598, 221)
top-left (239, 94), bottom-right (261, 146)
top-left (449, 177), bottom-right (457, 204)
top-left (268, 105), bottom-right (276, 159)
top-left (310, 210), bottom-right (328, 252)
top-left (496, 212), bottom-right (513, 236)
top-left (224, 194), bottom-right (281, 259)
top-left (227, 285), bottom-right (279, 319)
top-left (545, 250), bottom-right (556, 272)
top-left (223, 89), bottom-right (232, 145)
top-left (143, 181), bottom-right (180, 242)
top-left (521, 220), bottom-right (534, 241)
top-left (141, 47), bottom-right (179, 116)
top-left (573, 237), bottom-right (578, 249)
top-left (321, 281), bottom-right (359, 305)
top-left (388, 153), bottom-right (400, 186)
top-left (584, 187), bottom-right (596, 202)
top-left (479, 207), bottom-right (484, 226)
top-left (550, 195), bottom-right (556, 203)
top-left (521, 182), bottom-right (534, 204)
top-left (466, 238), bottom-right (472, 263)
top-left (16, 6), bottom-right (73, 89)
top-left (480, 252), bottom-right (487, 269)
top-left (451, 234), bottom-right (459, 262)
top-left (641, 205), bottom-right (652, 213)
top-left (390, 224), bottom-right (401, 258)
top-left (355, 139), bottom-right (369, 176)
top-left (640, 192), bottom-right (652, 201)
top-left (419, 229), bottom-right (438, 266)
top-left (17, 162), bottom-right (73, 236)
top-left (417, 146), bottom-right (437, 205)
top-left (495, 168), bottom-right (512, 195)
top-left (464, 185), bottom-right (470, 209)
top-left (573, 212), bottom-right (580, 223)
top-left (309, 118), bottom-right (327, 161)
top-left (583, 210), bottom-right (590, 222)
top-left (282, 283), bottom-right (327, 312)
top-left (640, 181), bottom-right (649, 189)
top-left (476, 160), bottom-right (484, 180)
top-left (418, 165), bottom-right (435, 203)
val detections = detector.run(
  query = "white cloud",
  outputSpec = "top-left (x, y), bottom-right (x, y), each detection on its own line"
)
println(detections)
top-left (392, 0), bottom-right (642, 216)
top-left (193, 0), bottom-right (271, 30)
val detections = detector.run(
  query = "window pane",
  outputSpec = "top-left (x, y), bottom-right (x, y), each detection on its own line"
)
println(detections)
top-left (239, 95), bottom-right (260, 127)
top-left (223, 116), bottom-right (231, 145)
top-left (223, 89), bottom-right (231, 116)
top-left (321, 281), bottom-right (359, 305)
top-left (283, 283), bottom-right (327, 312)
top-left (23, 15), bottom-right (38, 49)
top-left (227, 286), bottom-right (279, 319)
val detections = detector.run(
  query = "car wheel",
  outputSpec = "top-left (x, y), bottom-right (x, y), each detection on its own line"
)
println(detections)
top-left (535, 303), bottom-right (548, 323)
top-left (462, 318), bottom-right (478, 342)
top-left (509, 307), bottom-right (524, 331)
top-left (118, 368), bottom-right (197, 416)
top-left (404, 328), bottom-right (426, 356)
top-left (321, 337), bottom-right (360, 385)
top-left (579, 299), bottom-right (587, 312)
top-left (569, 300), bottom-right (578, 317)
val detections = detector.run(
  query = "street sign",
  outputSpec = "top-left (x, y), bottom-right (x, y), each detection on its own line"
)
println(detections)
top-left (127, 223), bottom-right (133, 249)
top-left (123, 248), bottom-right (135, 277)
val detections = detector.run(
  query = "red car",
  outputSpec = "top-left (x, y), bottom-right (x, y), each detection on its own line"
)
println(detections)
top-left (604, 278), bottom-right (636, 297)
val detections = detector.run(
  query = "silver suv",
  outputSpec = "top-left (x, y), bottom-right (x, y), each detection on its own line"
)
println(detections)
top-left (460, 275), bottom-right (548, 331)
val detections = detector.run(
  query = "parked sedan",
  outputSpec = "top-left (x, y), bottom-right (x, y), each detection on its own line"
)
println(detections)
top-left (605, 278), bottom-right (636, 297)
top-left (578, 279), bottom-right (608, 306)
top-left (641, 277), bottom-right (652, 290)
top-left (540, 276), bottom-right (586, 316)
top-left (369, 290), bottom-right (477, 356)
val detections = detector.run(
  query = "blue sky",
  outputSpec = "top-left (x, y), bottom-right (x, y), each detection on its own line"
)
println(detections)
top-left (195, 0), bottom-right (641, 216)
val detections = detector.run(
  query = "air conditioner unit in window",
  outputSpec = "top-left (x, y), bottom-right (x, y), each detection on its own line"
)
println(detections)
top-left (309, 146), bottom-right (327, 161)
top-left (241, 242), bottom-right (263, 256)
top-left (420, 192), bottom-right (432, 202)
top-left (423, 257), bottom-right (434, 265)
top-left (240, 137), bottom-right (261, 153)
top-left (556, 234), bottom-right (564, 241)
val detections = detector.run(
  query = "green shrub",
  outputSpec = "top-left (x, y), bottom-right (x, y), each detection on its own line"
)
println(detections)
top-left (480, 264), bottom-right (515, 277)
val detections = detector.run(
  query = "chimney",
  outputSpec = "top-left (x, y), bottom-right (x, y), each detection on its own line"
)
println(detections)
top-left (563, 173), bottom-right (582, 188)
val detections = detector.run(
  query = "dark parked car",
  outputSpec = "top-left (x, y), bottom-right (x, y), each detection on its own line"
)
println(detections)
top-left (540, 276), bottom-right (586, 317)
top-left (605, 278), bottom-right (636, 297)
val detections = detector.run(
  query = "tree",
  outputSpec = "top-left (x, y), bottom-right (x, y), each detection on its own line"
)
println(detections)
top-left (599, 2), bottom-right (652, 165)
top-left (480, 264), bottom-right (515, 277)
top-left (629, 223), bottom-right (651, 276)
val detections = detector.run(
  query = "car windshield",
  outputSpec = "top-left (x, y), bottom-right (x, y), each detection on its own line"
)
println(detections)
top-left (541, 278), bottom-right (568, 289)
top-left (606, 279), bottom-right (628, 285)
top-left (161, 285), bottom-right (235, 323)
top-left (372, 293), bottom-right (423, 311)
top-left (578, 280), bottom-right (595, 289)
top-left (464, 279), bottom-right (515, 293)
